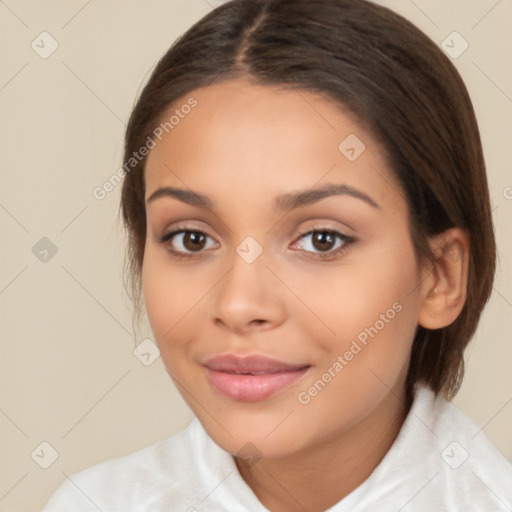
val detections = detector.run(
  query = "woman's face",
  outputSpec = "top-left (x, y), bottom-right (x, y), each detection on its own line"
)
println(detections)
top-left (142, 79), bottom-right (425, 459)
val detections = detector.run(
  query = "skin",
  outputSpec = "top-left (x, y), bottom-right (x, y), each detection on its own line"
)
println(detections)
top-left (141, 78), bottom-right (469, 511)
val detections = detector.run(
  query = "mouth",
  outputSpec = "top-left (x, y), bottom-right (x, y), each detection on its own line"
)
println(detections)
top-left (203, 354), bottom-right (311, 402)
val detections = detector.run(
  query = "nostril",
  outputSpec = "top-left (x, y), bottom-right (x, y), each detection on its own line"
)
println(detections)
top-left (249, 319), bottom-right (267, 327)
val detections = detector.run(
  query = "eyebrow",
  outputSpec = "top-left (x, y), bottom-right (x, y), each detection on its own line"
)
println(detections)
top-left (146, 183), bottom-right (380, 211)
top-left (275, 183), bottom-right (379, 211)
top-left (147, 186), bottom-right (213, 209)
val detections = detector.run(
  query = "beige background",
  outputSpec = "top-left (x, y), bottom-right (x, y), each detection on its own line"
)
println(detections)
top-left (0, 1), bottom-right (511, 510)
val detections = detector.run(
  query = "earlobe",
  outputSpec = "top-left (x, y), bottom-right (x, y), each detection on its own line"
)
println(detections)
top-left (418, 228), bottom-right (470, 330)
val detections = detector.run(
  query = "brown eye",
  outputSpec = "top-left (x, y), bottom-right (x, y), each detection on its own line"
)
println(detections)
top-left (292, 229), bottom-right (355, 260)
top-left (159, 229), bottom-right (216, 257)
top-left (182, 232), bottom-right (207, 252)
top-left (311, 231), bottom-right (337, 252)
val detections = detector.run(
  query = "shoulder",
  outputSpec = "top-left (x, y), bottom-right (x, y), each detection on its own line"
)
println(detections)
top-left (41, 419), bottom-right (208, 512)
top-left (368, 385), bottom-right (512, 511)
top-left (431, 389), bottom-right (512, 509)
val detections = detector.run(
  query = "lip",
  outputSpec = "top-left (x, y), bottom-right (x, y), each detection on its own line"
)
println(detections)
top-left (203, 354), bottom-right (311, 402)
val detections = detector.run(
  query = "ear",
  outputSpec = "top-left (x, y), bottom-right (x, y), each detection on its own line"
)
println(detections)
top-left (418, 228), bottom-right (470, 330)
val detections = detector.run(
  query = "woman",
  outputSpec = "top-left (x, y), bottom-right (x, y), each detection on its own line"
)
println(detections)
top-left (42, 0), bottom-right (512, 510)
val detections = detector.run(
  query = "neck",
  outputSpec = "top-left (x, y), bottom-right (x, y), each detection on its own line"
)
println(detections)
top-left (235, 384), bottom-right (412, 512)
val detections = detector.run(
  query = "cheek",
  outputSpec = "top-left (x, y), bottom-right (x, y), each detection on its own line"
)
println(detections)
top-left (291, 247), bottom-right (421, 431)
top-left (142, 250), bottom-right (168, 337)
top-left (141, 247), bottom-right (206, 354)
top-left (295, 232), bottom-right (421, 373)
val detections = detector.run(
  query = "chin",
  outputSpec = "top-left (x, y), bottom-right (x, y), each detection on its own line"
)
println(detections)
top-left (191, 401), bottom-right (325, 462)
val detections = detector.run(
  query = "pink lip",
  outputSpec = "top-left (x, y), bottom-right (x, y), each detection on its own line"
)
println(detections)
top-left (204, 354), bottom-right (310, 402)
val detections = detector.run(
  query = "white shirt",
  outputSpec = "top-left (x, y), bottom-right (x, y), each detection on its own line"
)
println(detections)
top-left (41, 385), bottom-right (512, 511)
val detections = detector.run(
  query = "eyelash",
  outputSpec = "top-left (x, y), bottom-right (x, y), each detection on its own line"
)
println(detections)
top-left (156, 226), bottom-right (355, 261)
top-left (291, 229), bottom-right (355, 261)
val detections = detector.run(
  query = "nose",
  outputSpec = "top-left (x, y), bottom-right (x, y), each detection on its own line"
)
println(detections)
top-left (211, 250), bottom-right (287, 335)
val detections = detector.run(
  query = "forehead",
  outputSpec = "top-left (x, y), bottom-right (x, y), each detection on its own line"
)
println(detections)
top-left (144, 79), bottom-right (402, 213)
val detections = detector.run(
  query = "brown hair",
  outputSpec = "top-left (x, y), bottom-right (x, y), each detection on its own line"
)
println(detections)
top-left (120, 0), bottom-right (496, 401)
